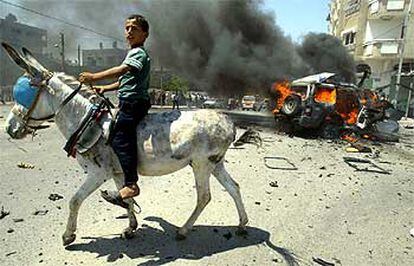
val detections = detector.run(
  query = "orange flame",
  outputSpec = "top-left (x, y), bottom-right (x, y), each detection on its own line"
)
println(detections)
top-left (272, 81), bottom-right (292, 113)
top-left (314, 88), bottom-right (336, 104)
top-left (341, 134), bottom-right (358, 143)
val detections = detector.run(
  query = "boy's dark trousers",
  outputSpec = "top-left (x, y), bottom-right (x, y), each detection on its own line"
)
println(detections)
top-left (111, 98), bottom-right (151, 186)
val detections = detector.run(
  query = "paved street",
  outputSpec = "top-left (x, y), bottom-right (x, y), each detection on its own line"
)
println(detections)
top-left (0, 103), bottom-right (413, 265)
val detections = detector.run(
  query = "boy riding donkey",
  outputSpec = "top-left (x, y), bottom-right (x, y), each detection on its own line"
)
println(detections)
top-left (79, 14), bottom-right (151, 209)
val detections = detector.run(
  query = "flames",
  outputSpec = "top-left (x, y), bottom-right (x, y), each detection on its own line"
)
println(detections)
top-left (272, 80), bottom-right (384, 127)
top-left (314, 87), bottom-right (336, 105)
top-left (272, 81), bottom-right (292, 114)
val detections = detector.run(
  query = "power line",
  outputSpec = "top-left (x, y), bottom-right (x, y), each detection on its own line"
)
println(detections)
top-left (0, 0), bottom-right (124, 42)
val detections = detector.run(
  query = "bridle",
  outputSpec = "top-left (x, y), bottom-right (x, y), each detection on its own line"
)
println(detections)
top-left (13, 76), bottom-right (83, 131)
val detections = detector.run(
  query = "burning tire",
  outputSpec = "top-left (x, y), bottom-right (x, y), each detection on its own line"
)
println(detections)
top-left (281, 95), bottom-right (301, 116)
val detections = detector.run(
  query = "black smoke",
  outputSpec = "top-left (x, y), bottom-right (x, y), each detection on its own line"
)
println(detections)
top-left (144, 0), bottom-right (355, 95)
top-left (297, 33), bottom-right (356, 83)
top-left (2, 0), bottom-right (355, 94)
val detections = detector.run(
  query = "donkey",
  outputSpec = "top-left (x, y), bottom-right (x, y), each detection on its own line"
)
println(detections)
top-left (2, 43), bottom-right (248, 246)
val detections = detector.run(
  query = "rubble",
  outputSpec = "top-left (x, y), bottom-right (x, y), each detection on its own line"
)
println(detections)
top-left (264, 156), bottom-right (298, 170)
top-left (48, 193), bottom-right (64, 201)
top-left (343, 157), bottom-right (390, 175)
top-left (0, 207), bottom-right (10, 219)
top-left (233, 128), bottom-right (262, 147)
top-left (17, 162), bottom-right (35, 169)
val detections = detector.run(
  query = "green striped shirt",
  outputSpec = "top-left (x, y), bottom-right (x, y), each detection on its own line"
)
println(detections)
top-left (118, 47), bottom-right (150, 101)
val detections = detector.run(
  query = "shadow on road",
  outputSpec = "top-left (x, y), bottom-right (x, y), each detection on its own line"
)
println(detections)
top-left (65, 216), bottom-right (300, 265)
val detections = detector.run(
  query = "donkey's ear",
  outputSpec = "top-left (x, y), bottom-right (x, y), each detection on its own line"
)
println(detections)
top-left (22, 47), bottom-right (53, 79)
top-left (1, 42), bottom-right (43, 78)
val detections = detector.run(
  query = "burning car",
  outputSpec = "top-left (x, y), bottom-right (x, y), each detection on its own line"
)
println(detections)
top-left (273, 73), bottom-right (398, 141)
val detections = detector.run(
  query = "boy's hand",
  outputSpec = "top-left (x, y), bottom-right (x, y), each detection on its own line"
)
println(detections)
top-left (79, 72), bottom-right (95, 83)
top-left (93, 86), bottom-right (105, 94)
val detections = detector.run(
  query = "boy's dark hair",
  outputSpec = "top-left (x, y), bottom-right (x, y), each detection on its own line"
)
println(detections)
top-left (127, 14), bottom-right (149, 33)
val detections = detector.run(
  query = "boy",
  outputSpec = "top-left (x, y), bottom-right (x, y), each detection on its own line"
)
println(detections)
top-left (79, 14), bottom-right (151, 209)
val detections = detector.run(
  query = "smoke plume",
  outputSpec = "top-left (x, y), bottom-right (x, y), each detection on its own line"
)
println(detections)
top-left (1, 0), bottom-right (356, 95)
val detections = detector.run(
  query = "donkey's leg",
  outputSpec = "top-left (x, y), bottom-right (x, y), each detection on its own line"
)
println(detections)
top-left (62, 172), bottom-right (106, 246)
top-left (212, 161), bottom-right (248, 234)
top-left (112, 173), bottom-right (138, 239)
top-left (177, 162), bottom-right (213, 240)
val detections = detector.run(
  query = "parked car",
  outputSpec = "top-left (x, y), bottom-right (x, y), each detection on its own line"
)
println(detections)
top-left (241, 95), bottom-right (256, 110)
top-left (202, 98), bottom-right (225, 109)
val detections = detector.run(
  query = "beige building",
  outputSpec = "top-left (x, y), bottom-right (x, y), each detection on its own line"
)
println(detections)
top-left (329, 0), bottom-right (414, 110)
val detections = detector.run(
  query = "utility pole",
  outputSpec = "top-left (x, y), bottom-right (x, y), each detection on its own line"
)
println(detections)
top-left (77, 44), bottom-right (81, 72)
top-left (394, 0), bottom-right (413, 106)
top-left (405, 75), bottom-right (413, 118)
top-left (60, 32), bottom-right (65, 72)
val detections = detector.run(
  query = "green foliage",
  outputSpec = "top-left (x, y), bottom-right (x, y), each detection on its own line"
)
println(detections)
top-left (164, 75), bottom-right (189, 93)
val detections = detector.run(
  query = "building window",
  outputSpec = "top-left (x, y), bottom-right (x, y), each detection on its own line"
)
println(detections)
top-left (345, 0), bottom-right (361, 16)
top-left (343, 31), bottom-right (357, 45)
top-left (387, 0), bottom-right (405, 10)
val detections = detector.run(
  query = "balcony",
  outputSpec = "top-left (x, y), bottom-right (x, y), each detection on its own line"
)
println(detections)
top-left (363, 39), bottom-right (401, 57)
top-left (368, 0), bottom-right (406, 20)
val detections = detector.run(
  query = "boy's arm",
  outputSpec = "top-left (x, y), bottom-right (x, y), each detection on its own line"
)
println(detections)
top-left (93, 81), bottom-right (120, 94)
top-left (79, 64), bottom-right (130, 83)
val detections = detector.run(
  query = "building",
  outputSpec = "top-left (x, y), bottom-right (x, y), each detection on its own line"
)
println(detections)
top-left (82, 41), bottom-right (126, 69)
top-left (329, 0), bottom-right (414, 113)
top-left (0, 13), bottom-right (47, 93)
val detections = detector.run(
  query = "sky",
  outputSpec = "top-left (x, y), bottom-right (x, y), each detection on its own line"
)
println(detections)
top-left (261, 0), bottom-right (331, 42)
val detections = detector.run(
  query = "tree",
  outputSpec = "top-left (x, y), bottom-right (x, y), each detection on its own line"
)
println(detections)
top-left (164, 75), bottom-right (189, 93)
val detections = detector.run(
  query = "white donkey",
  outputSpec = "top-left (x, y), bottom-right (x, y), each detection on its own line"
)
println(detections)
top-left (2, 43), bottom-right (248, 246)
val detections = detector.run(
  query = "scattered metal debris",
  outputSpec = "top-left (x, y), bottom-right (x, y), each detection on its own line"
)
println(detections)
top-left (264, 156), bottom-right (298, 170)
top-left (5, 251), bottom-right (17, 257)
top-left (17, 162), bottom-right (35, 169)
top-left (32, 210), bottom-right (48, 216)
top-left (343, 157), bottom-right (390, 175)
top-left (312, 256), bottom-right (335, 266)
top-left (233, 128), bottom-right (262, 147)
top-left (0, 207), bottom-right (10, 219)
top-left (269, 181), bottom-right (279, 187)
top-left (48, 193), bottom-right (64, 201)
top-left (345, 143), bottom-right (372, 153)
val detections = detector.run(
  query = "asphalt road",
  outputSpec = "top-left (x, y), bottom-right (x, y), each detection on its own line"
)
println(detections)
top-left (0, 103), bottom-right (413, 266)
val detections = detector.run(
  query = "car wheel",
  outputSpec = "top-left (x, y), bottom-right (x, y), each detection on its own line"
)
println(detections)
top-left (281, 95), bottom-right (301, 116)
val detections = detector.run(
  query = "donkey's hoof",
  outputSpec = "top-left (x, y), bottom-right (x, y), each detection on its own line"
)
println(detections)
top-left (121, 228), bottom-right (136, 239)
top-left (175, 232), bottom-right (187, 241)
top-left (235, 227), bottom-right (248, 236)
top-left (62, 234), bottom-right (76, 246)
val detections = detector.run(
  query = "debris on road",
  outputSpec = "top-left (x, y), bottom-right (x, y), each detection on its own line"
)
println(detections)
top-left (345, 143), bottom-right (372, 153)
top-left (1, 206), bottom-right (10, 219)
top-left (32, 210), bottom-right (48, 216)
top-left (264, 156), bottom-right (298, 170)
top-left (343, 156), bottom-right (390, 175)
top-left (233, 128), bottom-right (262, 147)
top-left (48, 193), bottom-right (64, 201)
top-left (312, 256), bottom-right (335, 266)
top-left (269, 181), bottom-right (279, 187)
top-left (17, 162), bottom-right (35, 169)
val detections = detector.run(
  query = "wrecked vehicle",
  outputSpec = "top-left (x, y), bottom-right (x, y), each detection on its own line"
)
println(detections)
top-left (273, 73), bottom-right (398, 141)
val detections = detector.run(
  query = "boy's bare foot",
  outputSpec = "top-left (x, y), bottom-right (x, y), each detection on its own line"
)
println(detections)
top-left (119, 184), bottom-right (140, 199)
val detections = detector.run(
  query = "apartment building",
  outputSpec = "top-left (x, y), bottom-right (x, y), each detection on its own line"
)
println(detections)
top-left (0, 13), bottom-right (47, 88)
top-left (82, 41), bottom-right (126, 69)
top-left (329, 0), bottom-right (414, 111)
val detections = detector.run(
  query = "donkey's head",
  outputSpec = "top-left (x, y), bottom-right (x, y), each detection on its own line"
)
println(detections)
top-left (2, 42), bottom-right (56, 139)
